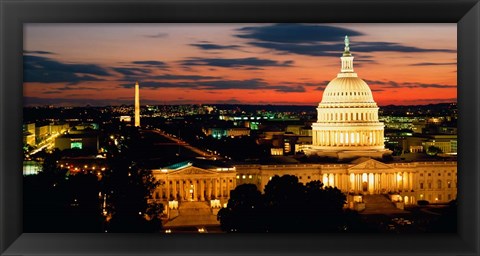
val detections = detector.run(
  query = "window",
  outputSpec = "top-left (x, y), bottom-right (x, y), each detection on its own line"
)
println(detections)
top-left (420, 183), bottom-right (424, 189)
top-left (428, 173), bottom-right (431, 176)
top-left (448, 182), bottom-right (451, 188)
top-left (448, 173), bottom-right (451, 176)
top-left (437, 180), bottom-right (442, 189)
top-left (420, 173), bottom-right (423, 177)
top-left (448, 194), bottom-right (451, 200)
top-left (428, 183), bottom-right (432, 189)
top-left (438, 173), bottom-right (441, 176)
top-left (307, 176), bottom-right (311, 179)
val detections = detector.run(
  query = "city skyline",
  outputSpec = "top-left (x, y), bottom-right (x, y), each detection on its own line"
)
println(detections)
top-left (24, 23), bottom-right (457, 107)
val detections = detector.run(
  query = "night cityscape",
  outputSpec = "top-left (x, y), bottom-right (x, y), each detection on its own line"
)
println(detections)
top-left (23, 24), bottom-right (457, 233)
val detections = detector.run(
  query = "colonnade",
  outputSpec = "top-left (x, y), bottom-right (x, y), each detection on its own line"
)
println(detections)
top-left (318, 111), bottom-right (378, 122)
top-left (313, 130), bottom-right (384, 147)
top-left (155, 177), bottom-right (235, 201)
top-left (320, 172), bottom-right (415, 193)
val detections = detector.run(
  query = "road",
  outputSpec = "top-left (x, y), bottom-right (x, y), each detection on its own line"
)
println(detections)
top-left (29, 133), bottom-right (62, 155)
top-left (150, 129), bottom-right (220, 160)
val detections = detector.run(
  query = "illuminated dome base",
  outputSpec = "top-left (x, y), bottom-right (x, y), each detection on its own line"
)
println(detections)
top-left (301, 146), bottom-right (392, 160)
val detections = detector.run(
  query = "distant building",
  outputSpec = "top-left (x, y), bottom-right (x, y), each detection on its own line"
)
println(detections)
top-left (203, 127), bottom-right (250, 139)
top-left (23, 160), bottom-right (42, 175)
top-left (54, 133), bottom-right (99, 152)
top-left (119, 116), bottom-right (131, 123)
top-left (23, 123), bottom-right (36, 146)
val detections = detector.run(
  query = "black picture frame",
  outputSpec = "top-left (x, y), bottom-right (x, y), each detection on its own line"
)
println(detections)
top-left (1, 0), bottom-right (479, 255)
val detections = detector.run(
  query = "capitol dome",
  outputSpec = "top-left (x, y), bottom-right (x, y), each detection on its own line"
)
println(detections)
top-left (321, 77), bottom-right (375, 104)
top-left (302, 36), bottom-right (391, 160)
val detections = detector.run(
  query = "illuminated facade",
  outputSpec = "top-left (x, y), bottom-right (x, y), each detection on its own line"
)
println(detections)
top-left (235, 158), bottom-right (457, 205)
top-left (303, 36), bottom-right (391, 159)
top-left (134, 81), bottom-right (140, 127)
top-left (151, 161), bottom-right (236, 204)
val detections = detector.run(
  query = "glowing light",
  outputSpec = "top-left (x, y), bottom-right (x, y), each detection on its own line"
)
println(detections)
top-left (397, 173), bottom-right (403, 181)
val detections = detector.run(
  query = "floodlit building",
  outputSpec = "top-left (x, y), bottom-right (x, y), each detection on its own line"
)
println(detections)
top-left (302, 36), bottom-right (391, 159)
top-left (54, 133), bottom-right (99, 152)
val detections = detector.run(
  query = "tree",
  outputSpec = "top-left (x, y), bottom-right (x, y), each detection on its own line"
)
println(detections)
top-left (103, 126), bottom-right (163, 232)
top-left (263, 175), bottom-right (306, 232)
top-left (426, 146), bottom-right (442, 156)
top-left (218, 175), bottom-right (350, 233)
top-left (218, 184), bottom-right (265, 232)
top-left (24, 150), bottom-right (104, 232)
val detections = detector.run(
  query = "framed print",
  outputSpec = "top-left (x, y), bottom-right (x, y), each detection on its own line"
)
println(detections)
top-left (1, 0), bottom-right (479, 255)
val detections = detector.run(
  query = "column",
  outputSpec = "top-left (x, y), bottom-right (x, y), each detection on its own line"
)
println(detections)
top-left (357, 174), bottom-right (361, 192)
top-left (200, 179), bottom-right (205, 201)
top-left (207, 179), bottom-right (212, 200)
top-left (219, 179), bottom-right (223, 198)
top-left (166, 179), bottom-right (170, 201)
top-left (172, 179), bottom-right (177, 200)
top-left (196, 179), bottom-right (200, 201)
top-left (409, 172), bottom-right (413, 190)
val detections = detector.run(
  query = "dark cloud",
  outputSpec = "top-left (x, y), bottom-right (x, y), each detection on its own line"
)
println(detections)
top-left (248, 41), bottom-right (455, 57)
top-left (314, 85), bottom-right (328, 91)
top-left (151, 74), bottom-right (220, 80)
top-left (236, 24), bottom-right (362, 44)
top-left (269, 85), bottom-right (306, 93)
top-left (364, 79), bottom-right (456, 89)
top-left (24, 50), bottom-right (55, 55)
top-left (236, 24), bottom-right (456, 57)
top-left (248, 42), bottom-right (340, 57)
top-left (24, 96), bottom-right (125, 107)
top-left (131, 60), bottom-right (168, 68)
top-left (352, 42), bottom-right (456, 53)
top-left (144, 33), bottom-right (168, 38)
top-left (120, 81), bottom-right (196, 89)
top-left (112, 67), bottom-right (152, 76)
top-left (298, 81), bottom-right (330, 87)
top-left (24, 55), bottom-right (109, 84)
top-left (120, 78), bottom-right (306, 93)
top-left (409, 62), bottom-right (457, 66)
top-left (190, 43), bottom-right (241, 50)
top-left (180, 57), bottom-right (294, 68)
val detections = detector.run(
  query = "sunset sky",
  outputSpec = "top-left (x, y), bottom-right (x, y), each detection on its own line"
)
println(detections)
top-left (23, 23), bottom-right (457, 107)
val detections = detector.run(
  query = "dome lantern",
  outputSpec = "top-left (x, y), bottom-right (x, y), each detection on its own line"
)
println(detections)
top-left (340, 35), bottom-right (355, 74)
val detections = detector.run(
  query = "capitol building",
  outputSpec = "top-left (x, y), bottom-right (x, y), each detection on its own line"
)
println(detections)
top-left (151, 37), bottom-right (457, 225)
top-left (302, 36), bottom-right (391, 159)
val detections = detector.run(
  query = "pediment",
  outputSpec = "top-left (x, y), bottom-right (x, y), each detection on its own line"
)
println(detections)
top-left (348, 159), bottom-right (393, 171)
top-left (169, 166), bottom-right (218, 175)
